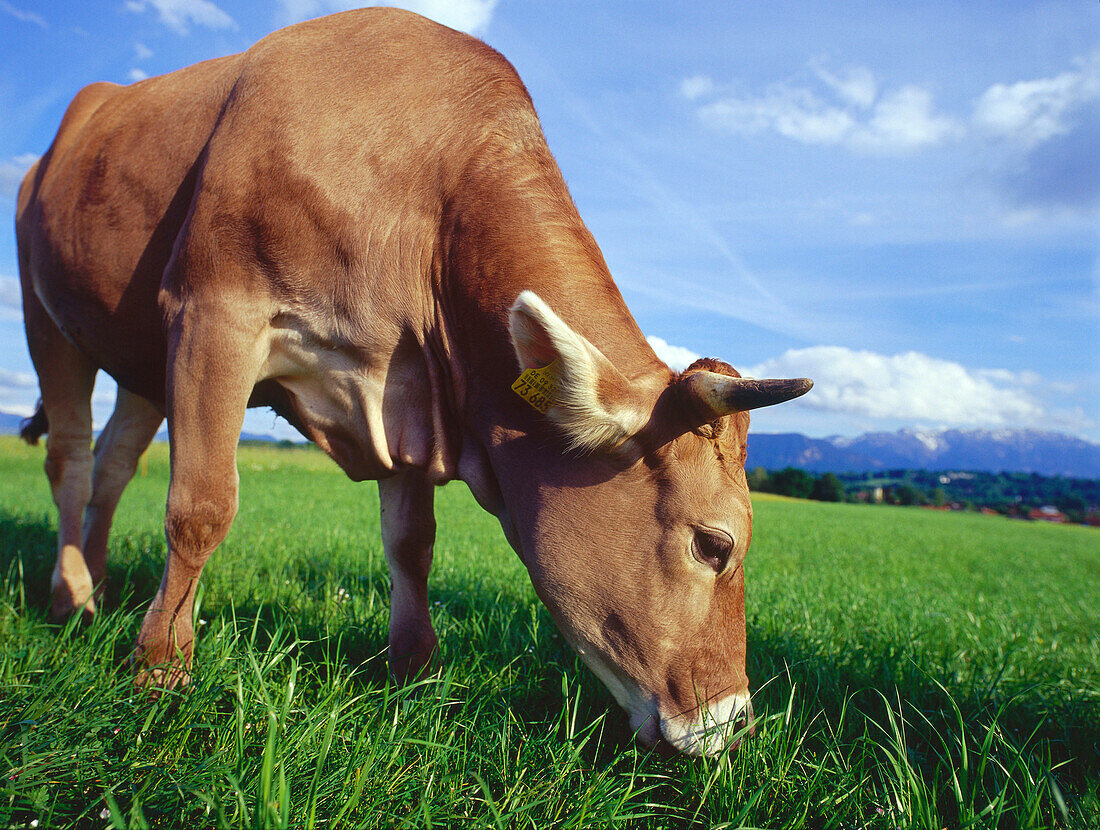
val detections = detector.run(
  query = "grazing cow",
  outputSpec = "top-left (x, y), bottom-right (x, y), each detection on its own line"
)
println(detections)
top-left (16, 8), bottom-right (811, 756)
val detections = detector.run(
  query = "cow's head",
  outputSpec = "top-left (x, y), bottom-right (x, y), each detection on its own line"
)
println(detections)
top-left (504, 291), bottom-right (811, 756)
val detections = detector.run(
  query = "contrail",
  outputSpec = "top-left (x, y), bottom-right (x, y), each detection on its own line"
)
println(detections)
top-left (502, 30), bottom-right (783, 308)
top-left (560, 93), bottom-right (782, 306)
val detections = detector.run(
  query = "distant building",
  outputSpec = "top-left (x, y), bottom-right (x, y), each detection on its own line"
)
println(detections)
top-left (1028, 506), bottom-right (1068, 523)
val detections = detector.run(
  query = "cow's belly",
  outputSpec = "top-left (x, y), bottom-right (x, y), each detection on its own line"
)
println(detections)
top-left (261, 324), bottom-right (394, 481)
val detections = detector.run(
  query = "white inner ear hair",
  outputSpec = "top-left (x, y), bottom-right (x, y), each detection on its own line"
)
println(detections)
top-left (509, 291), bottom-right (649, 453)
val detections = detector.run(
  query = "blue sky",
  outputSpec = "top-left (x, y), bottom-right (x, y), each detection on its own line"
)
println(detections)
top-left (0, 0), bottom-right (1097, 441)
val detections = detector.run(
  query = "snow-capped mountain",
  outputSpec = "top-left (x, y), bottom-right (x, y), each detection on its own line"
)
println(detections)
top-left (747, 428), bottom-right (1100, 478)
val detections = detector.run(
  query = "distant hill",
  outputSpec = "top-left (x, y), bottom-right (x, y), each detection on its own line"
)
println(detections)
top-left (0, 411), bottom-right (27, 436)
top-left (748, 428), bottom-right (1100, 478)
top-left (0, 410), bottom-right (292, 446)
top-left (2, 409), bottom-right (1096, 478)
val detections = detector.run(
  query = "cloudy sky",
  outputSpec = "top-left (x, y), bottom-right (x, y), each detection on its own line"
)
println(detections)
top-left (0, 0), bottom-right (1097, 441)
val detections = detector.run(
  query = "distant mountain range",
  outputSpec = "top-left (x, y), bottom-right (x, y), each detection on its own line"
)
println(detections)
top-left (747, 429), bottom-right (1100, 478)
top-left (0, 411), bottom-right (283, 447)
top-left (1, 409), bottom-right (1096, 478)
top-left (0, 411), bottom-right (27, 437)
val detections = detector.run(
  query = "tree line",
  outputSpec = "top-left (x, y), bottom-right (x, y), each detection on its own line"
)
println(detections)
top-left (748, 468), bottom-right (846, 502)
top-left (747, 467), bottom-right (1100, 522)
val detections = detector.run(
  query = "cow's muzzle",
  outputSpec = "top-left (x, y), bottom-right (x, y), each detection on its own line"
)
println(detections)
top-left (658, 693), bottom-right (755, 757)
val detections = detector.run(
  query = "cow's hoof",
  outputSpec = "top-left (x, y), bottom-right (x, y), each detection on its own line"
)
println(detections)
top-left (388, 650), bottom-right (439, 687)
top-left (388, 630), bottom-right (439, 687)
top-left (48, 589), bottom-right (96, 625)
top-left (133, 664), bottom-right (192, 692)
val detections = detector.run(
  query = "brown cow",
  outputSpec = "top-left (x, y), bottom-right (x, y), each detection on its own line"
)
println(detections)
top-left (16, 8), bottom-right (811, 755)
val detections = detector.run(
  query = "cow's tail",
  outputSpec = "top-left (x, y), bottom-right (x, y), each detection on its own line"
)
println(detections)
top-left (20, 400), bottom-right (48, 446)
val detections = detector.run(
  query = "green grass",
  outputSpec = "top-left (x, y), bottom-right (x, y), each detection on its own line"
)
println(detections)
top-left (0, 436), bottom-right (1097, 828)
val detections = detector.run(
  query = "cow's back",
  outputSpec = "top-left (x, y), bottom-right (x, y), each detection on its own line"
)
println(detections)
top-left (18, 53), bottom-right (243, 400)
top-left (18, 8), bottom-right (541, 403)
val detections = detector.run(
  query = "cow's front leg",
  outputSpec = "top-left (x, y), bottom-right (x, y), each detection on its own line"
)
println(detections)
top-left (379, 469), bottom-right (438, 684)
top-left (134, 303), bottom-right (263, 688)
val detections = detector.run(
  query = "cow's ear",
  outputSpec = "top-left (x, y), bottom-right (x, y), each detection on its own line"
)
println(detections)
top-left (509, 291), bottom-right (648, 452)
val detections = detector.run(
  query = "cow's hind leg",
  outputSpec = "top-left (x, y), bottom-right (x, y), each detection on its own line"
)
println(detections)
top-left (133, 303), bottom-right (263, 687)
top-left (379, 469), bottom-right (438, 684)
top-left (24, 297), bottom-right (98, 620)
top-left (82, 389), bottom-right (163, 600)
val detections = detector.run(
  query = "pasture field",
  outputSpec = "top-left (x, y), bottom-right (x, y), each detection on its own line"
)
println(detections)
top-left (0, 435), bottom-right (1097, 828)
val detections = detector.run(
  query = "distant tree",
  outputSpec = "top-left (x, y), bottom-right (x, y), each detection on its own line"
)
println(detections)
top-left (810, 473), bottom-right (845, 502)
top-left (1057, 495), bottom-right (1086, 515)
top-left (800, 470), bottom-right (1100, 513)
top-left (747, 467), bottom-right (770, 492)
top-left (770, 467), bottom-right (814, 499)
top-left (894, 484), bottom-right (921, 506)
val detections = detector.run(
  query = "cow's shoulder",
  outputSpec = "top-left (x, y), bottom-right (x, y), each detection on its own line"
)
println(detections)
top-left (62, 80), bottom-right (119, 126)
top-left (232, 8), bottom-right (534, 122)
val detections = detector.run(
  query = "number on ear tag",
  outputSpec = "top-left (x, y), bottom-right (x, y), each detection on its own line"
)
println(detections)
top-left (511, 361), bottom-right (560, 413)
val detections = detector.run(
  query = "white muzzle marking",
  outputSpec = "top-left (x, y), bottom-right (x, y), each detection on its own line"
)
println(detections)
top-left (567, 638), bottom-right (752, 756)
top-left (660, 692), bottom-right (753, 757)
top-left (569, 645), bottom-right (660, 744)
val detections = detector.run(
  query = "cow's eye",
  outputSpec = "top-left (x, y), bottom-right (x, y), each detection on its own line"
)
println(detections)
top-left (692, 529), bottom-right (733, 573)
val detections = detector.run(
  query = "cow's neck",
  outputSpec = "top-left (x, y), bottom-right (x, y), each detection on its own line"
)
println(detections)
top-left (435, 155), bottom-right (663, 546)
top-left (442, 151), bottom-right (659, 385)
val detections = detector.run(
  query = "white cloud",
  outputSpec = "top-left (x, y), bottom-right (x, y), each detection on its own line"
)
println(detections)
top-left (134, 42), bottom-right (154, 60)
top-left (0, 368), bottom-right (36, 390)
top-left (850, 86), bottom-right (960, 152)
top-left (745, 346), bottom-right (1047, 428)
top-left (646, 336), bottom-right (700, 371)
top-left (125, 0), bottom-right (237, 35)
top-left (277, 0), bottom-right (320, 23)
top-left (971, 51), bottom-right (1100, 216)
top-left (128, 68), bottom-right (150, 82)
top-left (699, 86), bottom-right (854, 145)
top-left (692, 63), bottom-right (960, 154)
top-left (394, 0), bottom-right (497, 34)
top-left (277, 0), bottom-right (499, 35)
top-left (0, 153), bottom-right (39, 199)
top-left (973, 51), bottom-right (1100, 149)
top-left (812, 63), bottom-right (876, 109)
top-left (688, 51), bottom-right (1100, 161)
top-left (0, 275), bottom-right (20, 309)
top-left (680, 75), bottom-right (716, 101)
top-left (0, 1), bottom-right (46, 28)
top-left (0, 400), bottom-right (34, 418)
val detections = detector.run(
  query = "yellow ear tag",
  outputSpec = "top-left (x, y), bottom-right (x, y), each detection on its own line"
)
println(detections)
top-left (512, 361), bottom-right (560, 413)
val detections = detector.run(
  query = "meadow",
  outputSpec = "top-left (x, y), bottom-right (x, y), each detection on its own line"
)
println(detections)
top-left (0, 435), bottom-right (1097, 828)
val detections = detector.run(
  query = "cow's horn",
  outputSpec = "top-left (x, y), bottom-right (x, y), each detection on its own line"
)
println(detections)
top-left (684, 371), bottom-right (813, 418)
